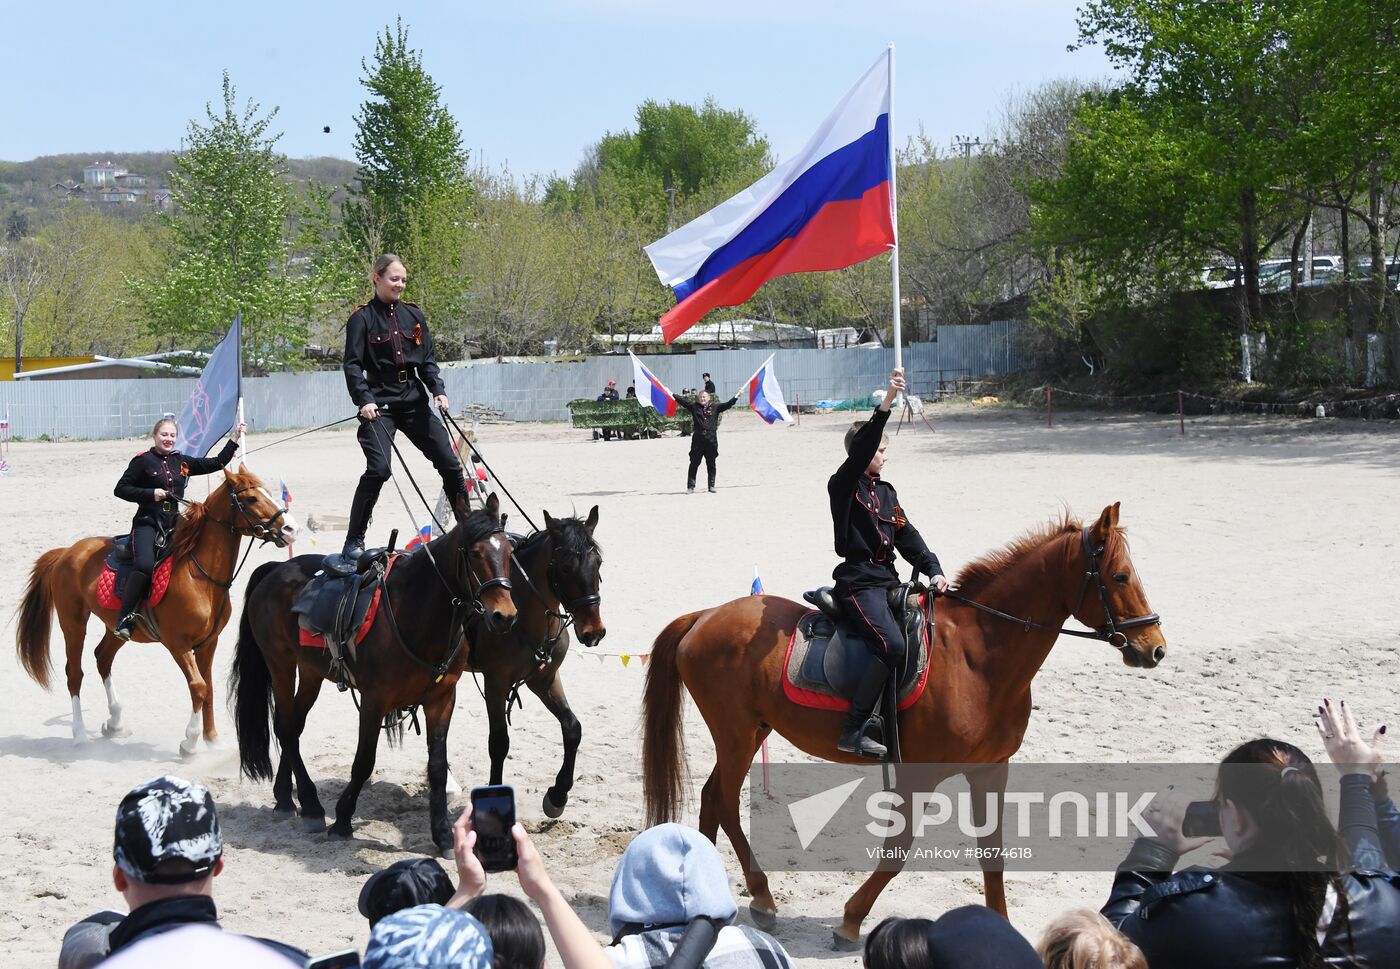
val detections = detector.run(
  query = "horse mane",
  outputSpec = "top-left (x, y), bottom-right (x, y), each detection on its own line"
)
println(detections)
top-left (953, 513), bottom-right (1086, 598)
top-left (169, 487), bottom-right (215, 562)
top-left (517, 515), bottom-right (602, 558)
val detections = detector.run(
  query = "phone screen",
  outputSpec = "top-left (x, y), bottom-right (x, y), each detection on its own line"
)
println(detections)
top-left (306, 949), bottom-right (362, 969)
top-left (471, 785), bottom-right (518, 872)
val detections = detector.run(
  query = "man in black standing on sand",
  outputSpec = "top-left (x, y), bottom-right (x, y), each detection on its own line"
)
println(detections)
top-left (702, 372), bottom-right (717, 395)
top-left (675, 390), bottom-right (737, 493)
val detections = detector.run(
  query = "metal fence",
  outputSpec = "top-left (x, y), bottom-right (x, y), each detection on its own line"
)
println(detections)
top-left (0, 322), bottom-right (1025, 441)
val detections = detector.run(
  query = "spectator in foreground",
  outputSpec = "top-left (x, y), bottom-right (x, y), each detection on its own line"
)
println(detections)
top-left (59, 775), bottom-right (305, 969)
top-left (365, 905), bottom-right (492, 969)
top-left (1102, 737), bottom-right (1400, 969)
top-left (466, 894), bottom-right (547, 969)
top-left (359, 857), bottom-right (456, 927)
top-left (861, 916), bottom-right (931, 969)
top-left (920, 906), bottom-right (1041, 969)
top-left (606, 823), bottom-right (794, 969)
top-left (448, 810), bottom-right (613, 969)
top-left (99, 924), bottom-right (299, 968)
top-left (1314, 696), bottom-right (1398, 869)
top-left (1036, 909), bottom-right (1146, 969)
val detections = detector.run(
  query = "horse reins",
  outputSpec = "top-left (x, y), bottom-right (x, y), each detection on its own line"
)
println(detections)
top-left (938, 527), bottom-right (1161, 652)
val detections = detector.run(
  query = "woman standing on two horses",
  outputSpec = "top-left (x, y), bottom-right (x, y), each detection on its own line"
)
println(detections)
top-left (112, 416), bottom-right (246, 639)
top-left (342, 254), bottom-right (468, 558)
top-left (830, 367), bottom-right (948, 758)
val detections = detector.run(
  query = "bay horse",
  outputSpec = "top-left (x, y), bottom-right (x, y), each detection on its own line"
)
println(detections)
top-left (642, 503), bottom-right (1166, 944)
top-left (15, 465), bottom-right (297, 755)
top-left (232, 494), bottom-right (517, 854)
top-left (470, 507), bottom-right (606, 819)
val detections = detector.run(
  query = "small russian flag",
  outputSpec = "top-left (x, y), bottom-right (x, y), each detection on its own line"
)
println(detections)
top-left (0, 410), bottom-right (9, 430)
top-left (406, 523), bottom-right (433, 550)
top-left (279, 479), bottom-right (292, 505)
top-left (751, 566), bottom-right (764, 596)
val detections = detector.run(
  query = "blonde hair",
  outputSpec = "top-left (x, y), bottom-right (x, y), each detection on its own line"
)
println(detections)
top-left (372, 253), bottom-right (405, 278)
top-left (151, 417), bottom-right (177, 436)
top-left (1036, 909), bottom-right (1147, 969)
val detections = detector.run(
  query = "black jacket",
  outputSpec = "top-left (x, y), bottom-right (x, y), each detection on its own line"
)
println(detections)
top-left (343, 297), bottom-right (446, 408)
top-left (1102, 780), bottom-right (1400, 969)
top-left (676, 395), bottom-right (735, 448)
top-left (114, 440), bottom-right (238, 530)
top-left (829, 406), bottom-right (941, 591)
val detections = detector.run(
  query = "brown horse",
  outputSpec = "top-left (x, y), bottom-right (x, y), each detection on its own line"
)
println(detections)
top-left (15, 465), bottom-right (298, 755)
top-left (232, 494), bottom-right (518, 854)
top-left (642, 503), bottom-right (1166, 944)
top-left (472, 508), bottom-right (606, 819)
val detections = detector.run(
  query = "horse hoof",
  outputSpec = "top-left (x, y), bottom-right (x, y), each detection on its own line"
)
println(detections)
top-left (204, 737), bottom-right (224, 751)
top-left (445, 771), bottom-right (463, 796)
top-left (272, 806), bottom-right (296, 819)
top-left (749, 905), bottom-right (778, 931)
top-left (542, 793), bottom-right (566, 819)
top-left (303, 817), bottom-right (328, 834)
top-left (831, 930), bottom-right (861, 952)
top-left (178, 743), bottom-right (198, 760)
top-left (101, 723), bottom-right (130, 739)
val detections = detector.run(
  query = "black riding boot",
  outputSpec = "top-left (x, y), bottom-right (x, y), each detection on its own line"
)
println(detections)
top-left (707, 470), bottom-right (717, 493)
top-left (344, 478), bottom-right (382, 557)
top-left (114, 571), bottom-right (150, 641)
top-left (686, 477), bottom-right (696, 494)
top-left (837, 661), bottom-right (890, 759)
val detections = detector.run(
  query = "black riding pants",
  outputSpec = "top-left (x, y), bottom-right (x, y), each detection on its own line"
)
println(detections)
top-left (687, 440), bottom-right (718, 487)
top-left (838, 586), bottom-right (905, 672)
top-left (354, 404), bottom-right (465, 512)
top-left (119, 523), bottom-right (159, 615)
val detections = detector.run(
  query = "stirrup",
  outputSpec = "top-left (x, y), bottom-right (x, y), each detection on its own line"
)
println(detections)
top-left (114, 615), bottom-right (139, 641)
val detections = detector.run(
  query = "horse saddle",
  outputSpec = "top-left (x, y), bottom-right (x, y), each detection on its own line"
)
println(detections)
top-left (291, 557), bottom-right (389, 661)
top-left (105, 533), bottom-right (174, 601)
top-left (788, 584), bottom-right (930, 703)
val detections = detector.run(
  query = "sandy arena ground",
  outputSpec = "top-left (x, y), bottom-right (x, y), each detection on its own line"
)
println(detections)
top-left (2, 402), bottom-right (1396, 966)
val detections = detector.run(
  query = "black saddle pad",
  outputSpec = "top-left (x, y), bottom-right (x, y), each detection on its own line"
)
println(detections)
top-left (292, 566), bottom-right (383, 645)
top-left (105, 533), bottom-right (175, 601)
top-left (787, 593), bottom-right (931, 702)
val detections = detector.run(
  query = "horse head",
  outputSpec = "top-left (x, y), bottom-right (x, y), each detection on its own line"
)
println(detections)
top-left (216, 463), bottom-right (299, 547)
top-left (543, 505), bottom-right (606, 647)
top-left (1075, 502), bottom-right (1166, 669)
top-left (458, 492), bottom-right (517, 635)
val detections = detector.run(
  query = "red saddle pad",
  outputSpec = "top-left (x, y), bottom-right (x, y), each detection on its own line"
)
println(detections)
top-left (96, 557), bottom-right (175, 612)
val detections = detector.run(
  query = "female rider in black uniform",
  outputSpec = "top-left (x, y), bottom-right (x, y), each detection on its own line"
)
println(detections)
top-left (112, 416), bottom-right (244, 639)
top-left (341, 254), bottom-right (467, 557)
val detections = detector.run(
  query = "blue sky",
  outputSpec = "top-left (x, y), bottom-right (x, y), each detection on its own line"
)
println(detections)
top-left (3, 1), bottom-right (1114, 178)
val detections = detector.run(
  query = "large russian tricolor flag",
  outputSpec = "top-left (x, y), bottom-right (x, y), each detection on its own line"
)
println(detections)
top-left (644, 50), bottom-right (895, 344)
top-left (628, 351), bottom-right (677, 416)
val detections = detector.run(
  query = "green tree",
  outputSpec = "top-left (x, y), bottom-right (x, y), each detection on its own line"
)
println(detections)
top-left (343, 19), bottom-right (469, 261)
top-left (133, 72), bottom-right (339, 368)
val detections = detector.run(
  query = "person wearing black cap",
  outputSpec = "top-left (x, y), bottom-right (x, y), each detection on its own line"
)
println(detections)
top-left (830, 367), bottom-right (948, 759)
top-left (359, 857), bottom-right (456, 927)
top-left (675, 390), bottom-right (737, 493)
top-left (342, 253), bottom-right (467, 558)
top-left (58, 775), bottom-right (305, 969)
top-left (921, 906), bottom-right (1042, 969)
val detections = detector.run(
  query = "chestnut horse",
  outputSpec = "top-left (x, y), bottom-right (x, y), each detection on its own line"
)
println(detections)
top-left (232, 494), bottom-right (518, 854)
top-left (15, 465), bottom-right (298, 755)
top-left (472, 508), bottom-right (606, 819)
top-left (642, 503), bottom-right (1166, 944)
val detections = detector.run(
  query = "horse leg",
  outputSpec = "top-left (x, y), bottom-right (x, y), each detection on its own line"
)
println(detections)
top-left (193, 643), bottom-right (219, 747)
top-left (274, 672), bottom-right (326, 829)
top-left (58, 609), bottom-right (90, 745)
top-left (485, 680), bottom-right (511, 786)
top-left (423, 688), bottom-right (457, 856)
top-left (528, 672), bottom-right (582, 819)
top-left (330, 701), bottom-right (386, 840)
top-left (967, 761), bottom-right (1011, 917)
top-left (94, 632), bottom-right (129, 738)
top-left (707, 723), bottom-right (778, 929)
top-left (698, 766), bottom-right (722, 841)
top-left (835, 770), bottom-right (925, 949)
top-left (167, 646), bottom-right (208, 758)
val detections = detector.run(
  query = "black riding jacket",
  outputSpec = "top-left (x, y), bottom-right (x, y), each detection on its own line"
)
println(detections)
top-left (677, 395), bottom-right (736, 447)
top-left (1103, 776), bottom-right (1400, 968)
top-left (343, 297), bottom-right (447, 409)
top-left (829, 406), bottom-right (942, 591)
top-left (114, 440), bottom-right (238, 530)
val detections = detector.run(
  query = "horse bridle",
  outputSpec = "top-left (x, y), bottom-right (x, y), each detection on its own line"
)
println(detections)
top-left (455, 523), bottom-right (514, 618)
top-left (226, 487), bottom-right (291, 545)
top-left (940, 527), bottom-right (1160, 651)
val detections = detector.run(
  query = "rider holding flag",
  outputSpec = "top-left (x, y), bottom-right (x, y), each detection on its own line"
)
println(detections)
top-left (829, 367), bottom-right (948, 758)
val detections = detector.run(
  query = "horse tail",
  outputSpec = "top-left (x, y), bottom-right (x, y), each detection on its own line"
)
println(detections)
top-left (16, 549), bottom-right (65, 689)
top-left (232, 561), bottom-right (281, 782)
top-left (642, 610), bottom-right (703, 827)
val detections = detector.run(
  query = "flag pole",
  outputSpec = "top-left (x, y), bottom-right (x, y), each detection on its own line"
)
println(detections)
top-left (887, 43), bottom-right (902, 377)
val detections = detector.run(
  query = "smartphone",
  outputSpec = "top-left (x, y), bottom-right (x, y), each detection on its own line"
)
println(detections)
top-left (1181, 800), bottom-right (1221, 838)
top-left (470, 784), bottom-right (518, 872)
top-left (305, 949), bottom-right (362, 969)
